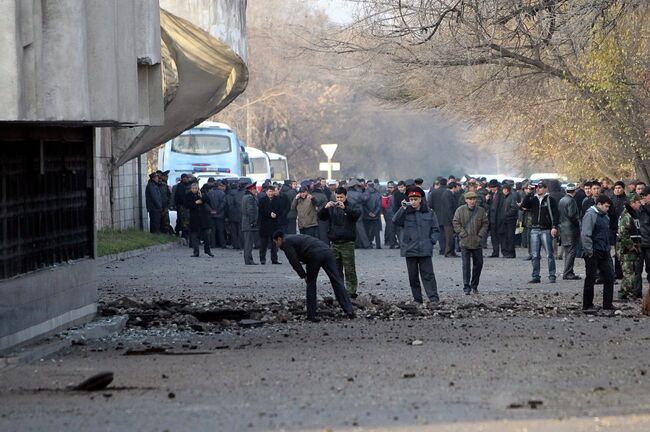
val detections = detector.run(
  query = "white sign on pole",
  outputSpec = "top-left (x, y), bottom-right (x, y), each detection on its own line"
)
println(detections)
top-left (319, 162), bottom-right (341, 171)
top-left (320, 144), bottom-right (338, 159)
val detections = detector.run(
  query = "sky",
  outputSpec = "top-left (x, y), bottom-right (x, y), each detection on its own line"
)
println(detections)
top-left (314, 0), bottom-right (356, 24)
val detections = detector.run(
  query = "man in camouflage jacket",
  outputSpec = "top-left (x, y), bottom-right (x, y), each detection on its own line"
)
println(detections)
top-left (617, 194), bottom-right (642, 299)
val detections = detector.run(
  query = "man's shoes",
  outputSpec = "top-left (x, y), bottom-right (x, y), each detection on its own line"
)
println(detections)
top-left (245, 262), bottom-right (258, 265)
top-left (349, 293), bottom-right (358, 299)
top-left (464, 291), bottom-right (471, 295)
top-left (260, 260), bottom-right (266, 265)
top-left (346, 312), bottom-right (356, 319)
top-left (523, 256), bottom-right (532, 261)
top-left (272, 261), bottom-right (282, 265)
top-left (191, 254), bottom-right (199, 257)
top-left (582, 307), bottom-right (598, 314)
top-left (206, 252), bottom-right (214, 257)
top-left (471, 288), bottom-right (478, 294)
top-left (503, 255), bottom-right (516, 259)
top-left (489, 254), bottom-right (499, 258)
top-left (445, 253), bottom-right (459, 258)
top-left (549, 278), bottom-right (556, 284)
top-left (563, 274), bottom-right (582, 280)
top-left (528, 278), bottom-right (541, 284)
top-left (307, 316), bottom-right (321, 323)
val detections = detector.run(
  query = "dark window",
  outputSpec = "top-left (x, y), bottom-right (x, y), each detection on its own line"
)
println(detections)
top-left (0, 126), bottom-right (94, 280)
top-left (171, 135), bottom-right (231, 155)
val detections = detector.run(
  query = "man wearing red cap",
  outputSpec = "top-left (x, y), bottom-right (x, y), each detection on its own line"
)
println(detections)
top-left (392, 188), bottom-right (441, 304)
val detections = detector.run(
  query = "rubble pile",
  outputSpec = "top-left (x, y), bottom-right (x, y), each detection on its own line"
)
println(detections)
top-left (99, 292), bottom-right (641, 333)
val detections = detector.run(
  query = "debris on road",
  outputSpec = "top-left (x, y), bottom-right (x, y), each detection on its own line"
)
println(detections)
top-left (73, 372), bottom-right (114, 391)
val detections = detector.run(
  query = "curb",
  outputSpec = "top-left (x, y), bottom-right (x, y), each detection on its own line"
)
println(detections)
top-left (0, 315), bottom-right (129, 366)
top-left (97, 240), bottom-right (181, 264)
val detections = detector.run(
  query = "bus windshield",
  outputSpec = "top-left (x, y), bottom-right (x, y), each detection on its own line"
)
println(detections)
top-left (171, 135), bottom-right (231, 155)
top-left (248, 157), bottom-right (269, 174)
top-left (270, 159), bottom-right (288, 180)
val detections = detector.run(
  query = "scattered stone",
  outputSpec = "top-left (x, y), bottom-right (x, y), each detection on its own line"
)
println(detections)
top-left (73, 372), bottom-right (114, 391)
top-left (411, 340), bottom-right (423, 346)
top-left (403, 373), bottom-right (416, 379)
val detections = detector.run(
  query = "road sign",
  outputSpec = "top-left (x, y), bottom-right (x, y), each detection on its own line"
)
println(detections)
top-left (319, 162), bottom-right (340, 171)
top-left (320, 144), bottom-right (338, 159)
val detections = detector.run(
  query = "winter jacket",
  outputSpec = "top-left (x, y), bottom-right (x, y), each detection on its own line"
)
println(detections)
top-left (241, 191), bottom-right (259, 232)
top-left (158, 182), bottom-right (170, 209)
top-left (392, 190), bottom-right (407, 213)
top-left (521, 193), bottom-right (559, 230)
top-left (428, 187), bottom-right (455, 225)
top-left (639, 204), bottom-right (650, 248)
top-left (225, 188), bottom-right (243, 223)
top-left (496, 192), bottom-right (519, 224)
top-left (280, 184), bottom-right (298, 219)
top-left (279, 234), bottom-right (332, 279)
top-left (581, 205), bottom-right (610, 254)
top-left (205, 188), bottom-right (226, 219)
top-left (618, 204), bottom-right (641, 255)
top-left (258, 195), bottom-right (282, 237)
top-left (392, 205), bottom-right (440, 258)
top-left (363, 186), bottom-right (382, 221)
top-left (558, 194), bottom-right (580, 245)
top-left (145, 180), bottom-right (163, 212)
top-left (318, 201), bottom-right (361, 242)
top-left (184, 191), bottom-right (211, 231)
top-left (291, 195), bottom-right (318, 229)
top-left (452, 204), bottom-right (489, 250)
top-left (174, 181), bottom-right (188, 209)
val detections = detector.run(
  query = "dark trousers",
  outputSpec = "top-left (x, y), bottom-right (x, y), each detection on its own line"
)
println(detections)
top-left (149, 210), bottom-right (161, 234)
top-left (242, 230), bottom-right (256, 264)
top-left (214, 218), bottom-right (226, 248)
top-left (355, 217), bottom-right (371, 248)
top-left (161, 210), bottom-right (172, 234)
top-left (489, 222), bottom-right (500, 256)
top-left (364, 219), bottom-right (381, 248)
top-left (318, 220), bottom-right (330, 244)
top-left (461, 247), bottom-right (483, 292)
top-left (305, 253), bottom-right (354, 319)
top-left (384, 214), bottom-right (398, 247)
top-left (285, 217), bottom-right (297, 235)
top-left (438, 225), bottom-right (446, 255)
top-left (229, 222), bottom-right (241, 249)
top-left (300, 226), bottom-right (319, 238)
top-left (563, 239), bottom-right (578, 277)
top-left (405, 256), bottom-right (439, 302)
top-left (190, 229), bottom-right (211, 256)
top-left (583, 250), bottom-right (614, 309)
top-left (259, 234), bottom-right (278, 263)
top-left (443, 224), bottom-right (455, 256)
top-left (498, 221), bottom-right (516, 257)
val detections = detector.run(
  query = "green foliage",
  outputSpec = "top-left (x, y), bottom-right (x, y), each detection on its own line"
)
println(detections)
top-left (96, 229), bottom-right (175, 257)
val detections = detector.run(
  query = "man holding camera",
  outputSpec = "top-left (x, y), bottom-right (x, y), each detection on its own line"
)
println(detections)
top-left (392, 188), bottom-right (441, 304)
top-left (318, 187), bottom-right (362, 298)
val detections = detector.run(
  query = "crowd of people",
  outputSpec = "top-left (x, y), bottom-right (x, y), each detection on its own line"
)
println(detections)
top-left (145, 170), bottom-right (650, 319)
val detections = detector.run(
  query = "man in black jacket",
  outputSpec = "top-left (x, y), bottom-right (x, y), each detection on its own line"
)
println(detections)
top-left (428, 178), bottom-right (457, 257)
top-left (318, 187), bottom-right (362, 297)
top-left (145, 172), bottom-right (163, 234)
top-left (258, 186), bottom-right (282, 265)
top-left (273, 231), bottom-right (355, 322)
top-left (521, 182), bottom-right (560, 283)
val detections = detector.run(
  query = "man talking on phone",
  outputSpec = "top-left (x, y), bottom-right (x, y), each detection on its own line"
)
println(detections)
top-left (318, 187), bottom-right (362, 298)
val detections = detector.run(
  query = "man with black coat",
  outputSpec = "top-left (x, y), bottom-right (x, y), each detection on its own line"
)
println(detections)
top-left (497, 183), bottom-right (520, 258)
top-left (318, 187), bottom-right (362, 297)
top-left (280, 180), bottom-right (298, 234)
top-left (157, 170), bottom-right (172, 234)
top-left (145, 172), bottom-right (163, 234)
top-left (428, 178), bottom-right (456, 257)
top-left (521, 182), bottom-right (560, 283)
top-left (184, 182), bottom-right (213, 257)
top-left (558, 184), bottom-right (581, 280)
top-left (486, 179), bottom-right (503, 257)
top-left (205, 180), bottom-right (227, 248)
top-left (225, 181), bottom-right (244, 249)
top-left (363, 181), bottom-right (382, 249)
top-left (258, 185), bottom-right (282, 265)
top-left (346, 181), bottom-right (371, 249)
top-left (174, 174), bottom-right (191, 239)
top-left (241, 181), bottom-right (259, 265)
top-left (273, 231), bottom-right (355, 322)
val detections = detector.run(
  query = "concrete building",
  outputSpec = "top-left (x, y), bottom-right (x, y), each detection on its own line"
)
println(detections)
top-left (0, 0), bottom-right (248, 351)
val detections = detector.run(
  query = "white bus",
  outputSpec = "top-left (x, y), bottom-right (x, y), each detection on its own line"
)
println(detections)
top-left (158, 121), bottom-right (248, 182)
top-left (266, 151), bottom-right (289, 181)
top-left (244, 147), bottom-right (272, 186)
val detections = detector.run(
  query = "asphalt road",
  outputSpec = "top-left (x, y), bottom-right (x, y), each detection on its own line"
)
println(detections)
top-left (2, 243), bottom-right (650, 431)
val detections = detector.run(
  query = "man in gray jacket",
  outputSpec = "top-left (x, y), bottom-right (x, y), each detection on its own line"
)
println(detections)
top-left (241, 181), bottom-right (259, 265)
top-left (364, 181), bottom-right (383, 249)
top-left (452, 191), bottom-right (489, 294)
top-left (558, 184), bottom-right (581, 280)
top-left (145, 172), bottom-right (163, 234)
top-left (393, 188), bottom-right (441, 304)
